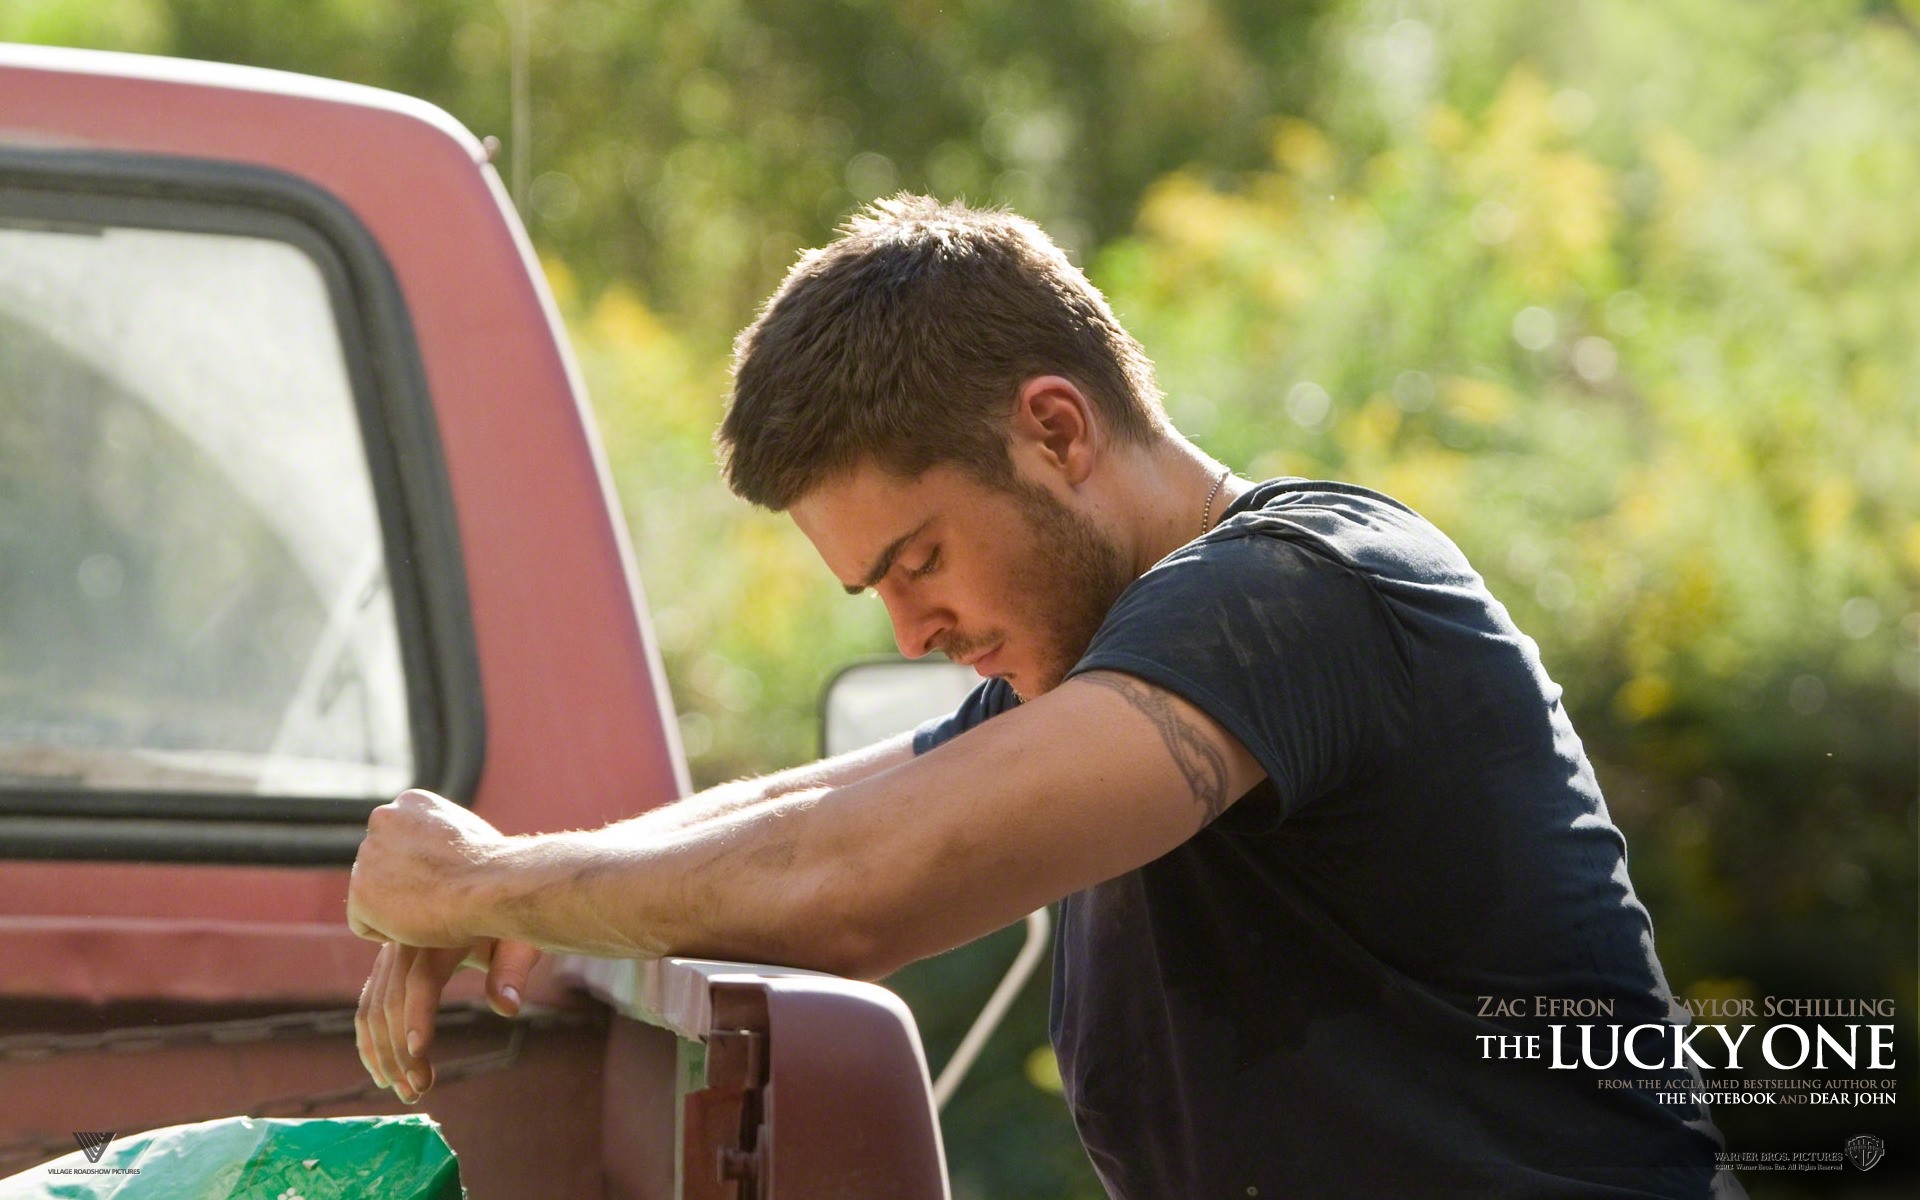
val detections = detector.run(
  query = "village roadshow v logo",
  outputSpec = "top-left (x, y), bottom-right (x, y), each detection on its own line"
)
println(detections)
top-left (47, 1131), bottom-right (140, 1176)
top-left (72, 1132), bottom-right (114, 1164)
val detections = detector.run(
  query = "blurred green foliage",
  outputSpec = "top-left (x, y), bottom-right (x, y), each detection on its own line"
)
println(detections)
top-left (9, 0), bottom-right (1917, 1194)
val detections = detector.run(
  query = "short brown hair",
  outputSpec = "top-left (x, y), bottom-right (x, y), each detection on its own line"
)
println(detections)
top-left (720, 194), bottom-right (1165, 510)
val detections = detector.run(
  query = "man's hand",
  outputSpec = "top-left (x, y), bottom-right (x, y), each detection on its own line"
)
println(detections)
top-left (354, 937), bottom-right (540, 1103)
top-left (348, 789), bottom-right (538, 1102)
top-left (348, 789), bottom-right (506, 948)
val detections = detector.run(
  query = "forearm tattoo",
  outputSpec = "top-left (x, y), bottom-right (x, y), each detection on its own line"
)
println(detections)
top-left (1079, 672), bottom-right (1231, 824)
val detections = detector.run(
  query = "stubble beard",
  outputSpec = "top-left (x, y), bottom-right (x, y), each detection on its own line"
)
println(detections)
top-left (1001, 479), bottom-right (1134, 700)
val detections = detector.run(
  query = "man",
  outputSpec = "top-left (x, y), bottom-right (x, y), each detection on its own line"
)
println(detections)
top-left (351, 196), bottom-right (1739, 1197)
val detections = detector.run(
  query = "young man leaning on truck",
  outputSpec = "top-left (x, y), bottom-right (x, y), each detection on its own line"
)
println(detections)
top-left (349, 195), bottom-right (1743, 1199)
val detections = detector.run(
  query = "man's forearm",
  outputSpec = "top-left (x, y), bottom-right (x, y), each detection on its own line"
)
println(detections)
top-left (595, 731), bottom-right (916, 841)
top-left (603, 774), bottom-right (776, 839)
top-left (465, 785), bottom-right (865, 970)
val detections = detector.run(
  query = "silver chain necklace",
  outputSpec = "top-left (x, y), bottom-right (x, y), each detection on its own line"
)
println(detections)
top-left (1201, 467), bottom-right (1232, 535)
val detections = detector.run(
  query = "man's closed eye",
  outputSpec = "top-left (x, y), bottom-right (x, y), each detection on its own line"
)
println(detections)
top-left (908, 547), bottom-right (942, 580)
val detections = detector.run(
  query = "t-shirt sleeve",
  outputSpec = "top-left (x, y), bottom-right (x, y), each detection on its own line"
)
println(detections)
top-left (913, 676), bottom-right (1021, 755)
top-left (1066, 531), bottom-right (1411, 821)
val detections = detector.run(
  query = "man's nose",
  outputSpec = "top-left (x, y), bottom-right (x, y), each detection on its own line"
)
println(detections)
top-left (877, 585), bottom-right (947, 660)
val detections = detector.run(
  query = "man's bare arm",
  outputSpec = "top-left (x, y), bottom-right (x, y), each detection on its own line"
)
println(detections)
top-left (351, 670), bottom-right (1265, 980)
top-left (611, 729), bottom-right (916, 836)
top-left (1073, 672), bottom-right (1233, 824)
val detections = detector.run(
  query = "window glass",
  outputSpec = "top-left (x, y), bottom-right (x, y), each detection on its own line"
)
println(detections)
top-left (0, 218), bottom-right (413, 798)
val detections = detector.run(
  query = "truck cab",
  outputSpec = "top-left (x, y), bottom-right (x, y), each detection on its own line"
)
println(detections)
top-left (0, 44), bottom-right (950, 1198)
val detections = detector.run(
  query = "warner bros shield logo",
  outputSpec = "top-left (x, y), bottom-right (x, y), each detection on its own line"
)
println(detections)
top-left (1846, 1134), bottom-right (1885, 1171)
top-left (72, 1131), bottom-right (116, 1163)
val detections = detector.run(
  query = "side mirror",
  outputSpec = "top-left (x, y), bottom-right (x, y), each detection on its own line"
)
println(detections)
top-left (820, 659), bottom-right (978, 758)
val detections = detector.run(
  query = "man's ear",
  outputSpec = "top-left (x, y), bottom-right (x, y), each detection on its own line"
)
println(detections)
top-left (1010, 375), bottom-right (1098, 486)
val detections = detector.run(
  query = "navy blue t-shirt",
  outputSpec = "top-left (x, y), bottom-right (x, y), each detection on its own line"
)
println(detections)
top-left (915, 478), bottom-right (1740, 1199)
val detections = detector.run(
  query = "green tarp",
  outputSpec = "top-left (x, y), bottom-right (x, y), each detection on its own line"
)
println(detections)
top-left (0, 1115), bottom-right (463, 1200)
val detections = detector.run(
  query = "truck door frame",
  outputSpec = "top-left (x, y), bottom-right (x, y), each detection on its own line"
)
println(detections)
top-left (0, 146), bottom-right (483, 864)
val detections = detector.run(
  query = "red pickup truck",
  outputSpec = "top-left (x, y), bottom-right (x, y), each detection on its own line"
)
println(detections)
top-left (0, 43), bottom-right (984, 1198)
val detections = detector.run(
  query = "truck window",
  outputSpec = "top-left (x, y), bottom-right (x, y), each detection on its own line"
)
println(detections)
top-left (0, 216), bottom-right (412, 801)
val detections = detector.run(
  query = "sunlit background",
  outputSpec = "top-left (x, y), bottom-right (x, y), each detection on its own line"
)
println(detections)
top-left (8, 0), bottom-right (1917, 1194)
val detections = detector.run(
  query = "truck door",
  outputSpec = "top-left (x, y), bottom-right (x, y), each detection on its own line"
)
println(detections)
top-left (0, 44), bottom-right (678, 1199)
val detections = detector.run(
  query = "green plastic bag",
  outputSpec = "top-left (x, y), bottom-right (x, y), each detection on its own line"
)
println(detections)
top-left (0, 1115), bottom-right (464, 1200)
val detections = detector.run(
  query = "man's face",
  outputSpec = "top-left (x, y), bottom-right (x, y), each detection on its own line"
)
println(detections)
top-left (790, 461), bottom-right (1133, 699)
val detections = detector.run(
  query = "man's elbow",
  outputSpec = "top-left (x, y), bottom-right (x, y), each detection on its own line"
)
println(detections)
top-left (777, 862), bottom-right (918, 982)
top-left (809, 925), bottom-right (900, 983)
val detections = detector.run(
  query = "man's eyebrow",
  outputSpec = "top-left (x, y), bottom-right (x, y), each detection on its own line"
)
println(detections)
top-left (844, 518), bottom-right (933, 595)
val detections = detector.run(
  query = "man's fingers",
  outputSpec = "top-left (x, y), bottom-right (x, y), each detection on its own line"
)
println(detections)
top-left (486, 939), bottom-right (541, 1016)
top-left (355, 947), bottom-right (391, 1089)
top-left (401, 950), bottom-right (439, 1099)
top-left (356, 937), bottom-right (508, 1105)
top-left (366, 947), bottom-right (412, 1102)
top-left (401, 945), bottom-right (469, 1099)
top-left (381, 946), bottom-right (426, 1103)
